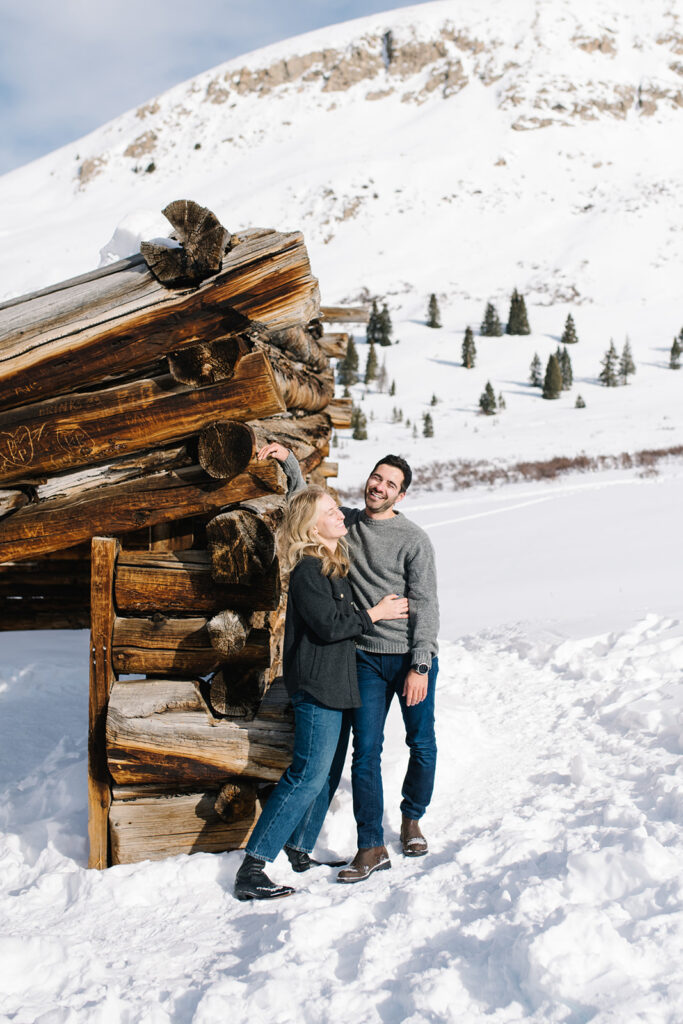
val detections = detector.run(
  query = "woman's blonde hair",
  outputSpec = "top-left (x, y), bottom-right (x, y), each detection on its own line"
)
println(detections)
top-left (284, 485), bottom-right (349, 577)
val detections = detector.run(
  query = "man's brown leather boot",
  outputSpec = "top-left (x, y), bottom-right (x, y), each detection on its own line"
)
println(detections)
top-left (337, 846), bottom-right (391, 884)
top-left (400, 816), bottom-right (428, 857)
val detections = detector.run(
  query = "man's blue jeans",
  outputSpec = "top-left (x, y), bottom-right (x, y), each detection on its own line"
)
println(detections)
top-left (246, 691), bottom-right (350, 863)
top-left (351, 651), bottom-right (438, 848)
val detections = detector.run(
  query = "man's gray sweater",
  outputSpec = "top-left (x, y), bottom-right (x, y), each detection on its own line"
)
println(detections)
top-left (283, 452), bottom-right (439, 668)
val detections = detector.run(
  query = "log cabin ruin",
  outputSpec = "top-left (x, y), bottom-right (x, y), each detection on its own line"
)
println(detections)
top-left (0, 200), bottom-right (366, 868)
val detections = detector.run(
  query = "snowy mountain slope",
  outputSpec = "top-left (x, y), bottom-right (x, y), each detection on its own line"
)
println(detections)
top-left (0, 0), bottom-right (681, 482)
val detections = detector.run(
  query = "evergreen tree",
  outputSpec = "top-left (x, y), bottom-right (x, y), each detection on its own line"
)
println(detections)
top-left (561, 313), bottom-right (579, 345)
top-left (430, 393), bottom-right (439, 406)
top-left (343, 385), bottom-right (350, 398)
top-left (542, 354), bottom-right (563, 399)
top-left (556, 345), bottom-right (573, 390)
top-left (506, 289), bottom-right (531, 335)
top-left (422, 412), bottom-right (434, 437)
top-left (619, 338), bottom-right (636, 384)
top-left (364, 341), bottom-right (378, 384)
top-left (427, 293), bottom-right (442, 329)
top-left (389, 379), bottom-right (396, 395)
top-left (338, 336), bottom-right (359, 386)
top-left (412, 424), bottom-right (418, 438)
top-left (670, 336), bottom-right (682, 370)
top-left (575, 395), bottom-right (586, 408)
top-left (350, 406), bottom-right (368, 440)
top-left (332, 431), bottom-right (339, 447)
top-left (498, 392), bottom-right (506, 410)
top-left (529, 353), bottom-right (543, 387)
top-left (462, 326), bottom-right (477, 368)
top-left (366, 300), bottom-right (382, 346)
top-left (599, 341), bottom-right (619, 387)
top-left (480, 302), bottom-right (503, 337)
top-left (479, 381), bottom-right (497, 415)
top-left (376, 357), bottom-right (389, 392)
top-left (378, 303), bottom-right (393, 346)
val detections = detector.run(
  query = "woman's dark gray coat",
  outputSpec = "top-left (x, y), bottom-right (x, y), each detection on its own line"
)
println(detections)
top-left (282, 555), bottom-right (373, 709)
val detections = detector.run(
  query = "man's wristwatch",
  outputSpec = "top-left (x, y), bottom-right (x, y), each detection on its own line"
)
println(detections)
top-left (413, 663), bottom-right (429, 675)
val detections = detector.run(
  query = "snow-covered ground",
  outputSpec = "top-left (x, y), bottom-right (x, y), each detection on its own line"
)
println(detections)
top-left (2, 465), bottom-right (682, 1023)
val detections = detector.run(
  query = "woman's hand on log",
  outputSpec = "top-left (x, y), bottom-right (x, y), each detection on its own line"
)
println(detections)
top-left (257, 442), bottom-right (290, 463)
top-left (368, 594), bottom-right (409, 622)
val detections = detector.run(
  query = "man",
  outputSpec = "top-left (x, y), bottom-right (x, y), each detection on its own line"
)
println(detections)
top-left (258, 446), bottom-right (439, 884)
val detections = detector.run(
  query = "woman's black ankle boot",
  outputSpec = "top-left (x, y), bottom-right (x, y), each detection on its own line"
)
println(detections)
top-left (234, 854), bottom-right (295, 901)
top-left (285, 847), bottom-right (347, 872)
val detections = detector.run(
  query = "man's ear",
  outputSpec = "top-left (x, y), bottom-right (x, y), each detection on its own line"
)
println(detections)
top-left (394, 490), bottom-right (407, 505)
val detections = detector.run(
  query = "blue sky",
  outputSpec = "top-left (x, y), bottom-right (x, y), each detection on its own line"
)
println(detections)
top-left (0, 0), bottom-right (432, 175)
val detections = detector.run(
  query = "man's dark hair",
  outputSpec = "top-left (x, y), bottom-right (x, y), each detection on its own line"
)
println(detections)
top-left (370, 454), bottom-right (412, 493)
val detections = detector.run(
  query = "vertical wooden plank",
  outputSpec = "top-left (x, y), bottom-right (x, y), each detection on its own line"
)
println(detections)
top-left (88, 536), bottom-right (119, 869)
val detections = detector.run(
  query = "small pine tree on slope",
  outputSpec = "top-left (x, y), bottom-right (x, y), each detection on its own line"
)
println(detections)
top-left (670, 336), bottom-right (682, 370)
top-left (561, 313), bottom-right (579, 345)
top-left (506, 289), bottom-right (531, 335)
top-left (529, 353), bottom-right (542, 387)
top-left (379, 303), bottom-right (393, 346)
top-left (462, 327), bottom-right (476, 368)
top-left (479, 381), bottom-right (497, 415)
top-left (338, 337), bottom-right (359, 386)
top-left (619, 339), bottom-right (636, 384)
top-left (556, 346), bottom-right (573, 390)
top-left (364, 342), bottom-right (378, 384)
top-left (480, 302), bottom-right (503, 337)
top-left (427, 294), bottom-right (441, 328)
top-left (599, 341), bottom-right (619, 387)
top-left (366, 300), bottom-right (382, 346)
top-left (543, 354), bottom-right (563, 399)
top-left (422, 412), bottom-right (434, 437)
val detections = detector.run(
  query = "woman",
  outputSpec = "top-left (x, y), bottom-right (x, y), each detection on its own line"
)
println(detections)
top-left (234, 483), bottom-right (408, 901)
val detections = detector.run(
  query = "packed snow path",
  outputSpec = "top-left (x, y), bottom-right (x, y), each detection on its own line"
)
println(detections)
top-left (1, 470), bottom-right (682, 1023)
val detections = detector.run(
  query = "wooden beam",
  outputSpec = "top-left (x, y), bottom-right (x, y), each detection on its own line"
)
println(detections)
top-left (325, 397), bottom-right (353, 429)
top-left (0, 351), bottom-right (284, 484)
top-left (106, 677), bottom-right (294, 785)
top-left (111, 615), bottom-right (269, 675)
top-left (0, 459), bottom-right (286, 563)
top-left (320, 305), bottom-right (369, 323)
top-left (88, 536), bottom-right (119, 869)
top-left (318, 333), bottom-right (349, 358)
top-left (115, 550), bottom-right (282, 614)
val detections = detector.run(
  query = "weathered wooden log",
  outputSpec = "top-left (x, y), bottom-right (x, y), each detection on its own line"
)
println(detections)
top-left (109, 787), bottom-right (261, 863)
top-left (115, 550), bottom-right (282, 614)
top-left (0, 459), bottom-right (286, 563)
top-left (321, 305), bottom-right (370, 323)
top-left (0, 227), bottom-right (319, 413)
top-left (267, 325), bottom-right (329, 373)
top-left (0, 600), bottom-right (90, 631)
top-left (111, 614), bottom-right (269, 675)
top-left (0, 351), bottom-right (284, 484)
top-left (0, 489), bottom-right (29, 518)
top-left (167, 334), bottom-right (252, 387)
top-left (88, 537), bottom-right (118, 869)
top-left (197, 420), bottom-right (256, 481)
top-left (318, 333), bottom-right (349, 358)
top-left (256, 342), bottom-right (334, 412)
top-left (248, 412), bottom-right (331, 462)
top-left (206, 495), bottom-right (287, 584)
top-left (206, 609), bottom-right (250, 657)
top-left (208, 667), bottom-right (267, 719)
top-left (325, 397), bottom-right (353, 429)
top-left (0, 558), bottom-right (91, 596)
top-left (214, 779), bottom-right (259, 824)
top-left (140, 200), bottom-right (231, 286)
top-left (106, 677), bottom-right (293, 785)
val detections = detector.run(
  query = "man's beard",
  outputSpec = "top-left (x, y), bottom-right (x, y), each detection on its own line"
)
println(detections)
top-left (364, 483), bottom-right (396, 515)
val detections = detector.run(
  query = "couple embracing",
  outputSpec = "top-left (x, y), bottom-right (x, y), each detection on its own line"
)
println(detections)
top-left (234, 450), bottom-right (439, 901)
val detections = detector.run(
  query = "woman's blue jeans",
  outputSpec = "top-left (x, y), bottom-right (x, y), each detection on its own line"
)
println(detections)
top-left (350, 651), bottom-right (438, 849)
top-left (246, 691), bottom-right (350, 863)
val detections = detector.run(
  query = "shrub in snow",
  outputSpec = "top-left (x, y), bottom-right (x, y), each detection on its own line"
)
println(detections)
top-left (575, 394), bottom-right (586, 408)
top-left (670, 336), bottom-right (682, 370)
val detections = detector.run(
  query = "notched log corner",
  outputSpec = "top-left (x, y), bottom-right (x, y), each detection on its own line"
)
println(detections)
top-left (213, 779), bottom-right (259, 823)
top-left (141, 200), bottom-right (232, 287)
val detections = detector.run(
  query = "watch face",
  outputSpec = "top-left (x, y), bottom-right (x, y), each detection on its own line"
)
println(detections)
top-left (416, 664), bottom-right (429, 675)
